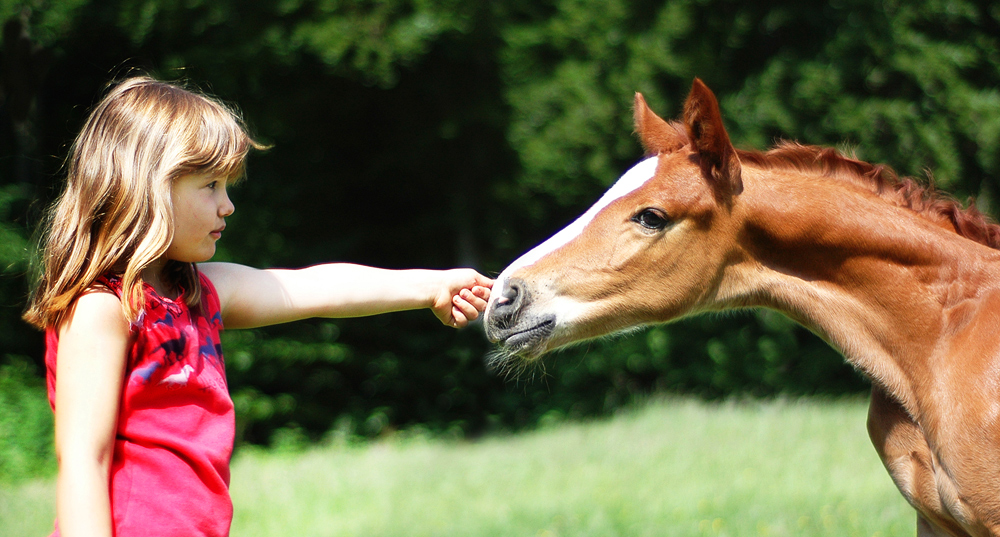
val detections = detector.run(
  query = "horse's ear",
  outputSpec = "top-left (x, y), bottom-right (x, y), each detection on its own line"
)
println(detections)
top-left (683, 79), bottom-right (743, 197)
top-left (633, 93), bottom-right (687, 155)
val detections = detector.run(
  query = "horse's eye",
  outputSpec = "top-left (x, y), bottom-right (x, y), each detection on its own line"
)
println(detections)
top-left (632, 209), bottom-right (670, 231)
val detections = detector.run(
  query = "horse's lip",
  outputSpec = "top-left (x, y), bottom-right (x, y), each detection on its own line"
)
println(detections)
top-left (495, 316), bottom-right (556, 355)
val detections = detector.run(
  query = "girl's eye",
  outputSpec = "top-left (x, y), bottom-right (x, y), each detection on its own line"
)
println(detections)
top-left (632, 209), bottom-right (670, 231)
top-left (206, 181), bottom-right (218, 190)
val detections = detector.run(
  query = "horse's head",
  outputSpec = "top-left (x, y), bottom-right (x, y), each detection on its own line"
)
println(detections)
top-left (485, 79), bottom-right (747, 363)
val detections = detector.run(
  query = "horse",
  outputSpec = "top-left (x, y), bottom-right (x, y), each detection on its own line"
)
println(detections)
top-left (483, 78), bottom-right (1000, 537)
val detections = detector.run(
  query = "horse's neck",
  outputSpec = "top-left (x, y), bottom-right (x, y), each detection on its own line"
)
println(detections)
top-left (732, 172), bottom-right (1000, 413)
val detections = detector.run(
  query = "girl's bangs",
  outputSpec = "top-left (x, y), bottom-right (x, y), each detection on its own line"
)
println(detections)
top-left (186, 110), bottom-right (253, 182)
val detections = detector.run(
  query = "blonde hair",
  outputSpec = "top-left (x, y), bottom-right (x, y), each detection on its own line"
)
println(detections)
top-left (23, 76), bottom-right (263, 329)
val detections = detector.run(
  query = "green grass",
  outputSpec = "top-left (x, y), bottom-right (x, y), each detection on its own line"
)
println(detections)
top-left (1, 398), bottom-right (914, 537)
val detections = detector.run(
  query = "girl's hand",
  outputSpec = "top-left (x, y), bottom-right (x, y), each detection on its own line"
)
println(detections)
top-left (430, 269), bottom-right (493, 328)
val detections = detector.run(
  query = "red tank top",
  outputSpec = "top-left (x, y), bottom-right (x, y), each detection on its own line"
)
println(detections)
top-left (46, 272), bottom-right (235, 536)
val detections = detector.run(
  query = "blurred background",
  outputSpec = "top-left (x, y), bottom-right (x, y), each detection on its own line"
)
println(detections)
top-left (1, 0), bottom-right (999, 483)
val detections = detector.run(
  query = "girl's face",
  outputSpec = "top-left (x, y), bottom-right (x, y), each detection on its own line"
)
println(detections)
top-left (167, 173), bottom-right (234, 263)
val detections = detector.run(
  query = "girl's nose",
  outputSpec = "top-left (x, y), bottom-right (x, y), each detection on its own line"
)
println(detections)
top-left (220, 191), bottom-right (235, 217)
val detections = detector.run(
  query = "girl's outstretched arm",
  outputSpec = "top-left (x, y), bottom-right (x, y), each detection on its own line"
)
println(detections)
top-left (53, 290), bottom-right (130, 537)
top-left (199, 262), bottom-right (493, 330)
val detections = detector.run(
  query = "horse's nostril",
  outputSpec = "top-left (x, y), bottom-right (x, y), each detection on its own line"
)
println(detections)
top-left (503, 280), bottom-right (520, 303)
top-left (500, 278), bottom-right (528, 310)
top-left (490, 278), bottom-right (528, 331)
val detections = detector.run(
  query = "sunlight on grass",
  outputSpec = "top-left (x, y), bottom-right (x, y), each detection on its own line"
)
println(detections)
top-left (0, 398), bottom-right (914, 537)
top-left (0, 478), bottom-right (55, 536)
top-left (229, 398), bottom-right (912, 537)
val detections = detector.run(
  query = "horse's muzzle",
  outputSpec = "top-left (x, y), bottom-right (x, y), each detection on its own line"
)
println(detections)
top-left (485, 277), bottom-right (555, 358)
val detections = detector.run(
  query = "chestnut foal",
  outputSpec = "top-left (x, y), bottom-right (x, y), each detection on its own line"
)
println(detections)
top-left (485, 79), bottom-right (1000, 537)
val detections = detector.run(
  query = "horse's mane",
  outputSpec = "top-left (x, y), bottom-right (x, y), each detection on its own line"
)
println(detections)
top-left (736, 141), bottom-right (1000, 250)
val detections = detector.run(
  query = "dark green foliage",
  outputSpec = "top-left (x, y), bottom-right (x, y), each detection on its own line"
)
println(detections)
top-left (1, 0), bottom-right (997, 456)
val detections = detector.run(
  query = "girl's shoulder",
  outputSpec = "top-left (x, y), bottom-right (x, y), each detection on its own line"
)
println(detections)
top-left (58, 285), bottom-right (128, 339)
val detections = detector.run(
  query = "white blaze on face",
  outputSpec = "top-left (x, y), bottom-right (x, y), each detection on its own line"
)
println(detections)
top-left (486, 156), bottom-right (660, 323)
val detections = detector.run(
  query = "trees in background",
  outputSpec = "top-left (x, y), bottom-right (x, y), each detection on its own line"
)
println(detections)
top-left (1, 0), bottom-right (998, 454)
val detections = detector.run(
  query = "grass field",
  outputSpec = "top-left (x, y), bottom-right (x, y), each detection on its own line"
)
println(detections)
top-left (1, 397), bottom-right (914, 536)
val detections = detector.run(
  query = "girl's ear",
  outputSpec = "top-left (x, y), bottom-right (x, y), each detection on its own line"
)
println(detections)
top-left (682, 78), bottom-right (743, 198)
top-left (633, 93), bottom-right (687, 156)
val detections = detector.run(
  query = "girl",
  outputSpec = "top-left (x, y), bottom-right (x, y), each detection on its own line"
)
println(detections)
top-left (22, 76), bottom-right (493, 537)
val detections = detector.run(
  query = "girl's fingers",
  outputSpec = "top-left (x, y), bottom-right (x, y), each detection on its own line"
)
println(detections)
top-left (471, 285), bottom-right (491, 301)
top-left (451, 295), bottom-right (481, 327)
top-left (459, 289), bottom-right (489, 312)
top-left (450, 307), bottom-right (469, 328)
top-left (469, 272), bottom-right (494, 289)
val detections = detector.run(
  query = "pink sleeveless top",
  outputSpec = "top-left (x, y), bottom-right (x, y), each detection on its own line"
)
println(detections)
top-left (46, 272), bottom-right (235, 536)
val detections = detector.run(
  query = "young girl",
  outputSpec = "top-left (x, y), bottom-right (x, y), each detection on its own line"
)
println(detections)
top-left (22, 76), bottom-right (493, 537)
